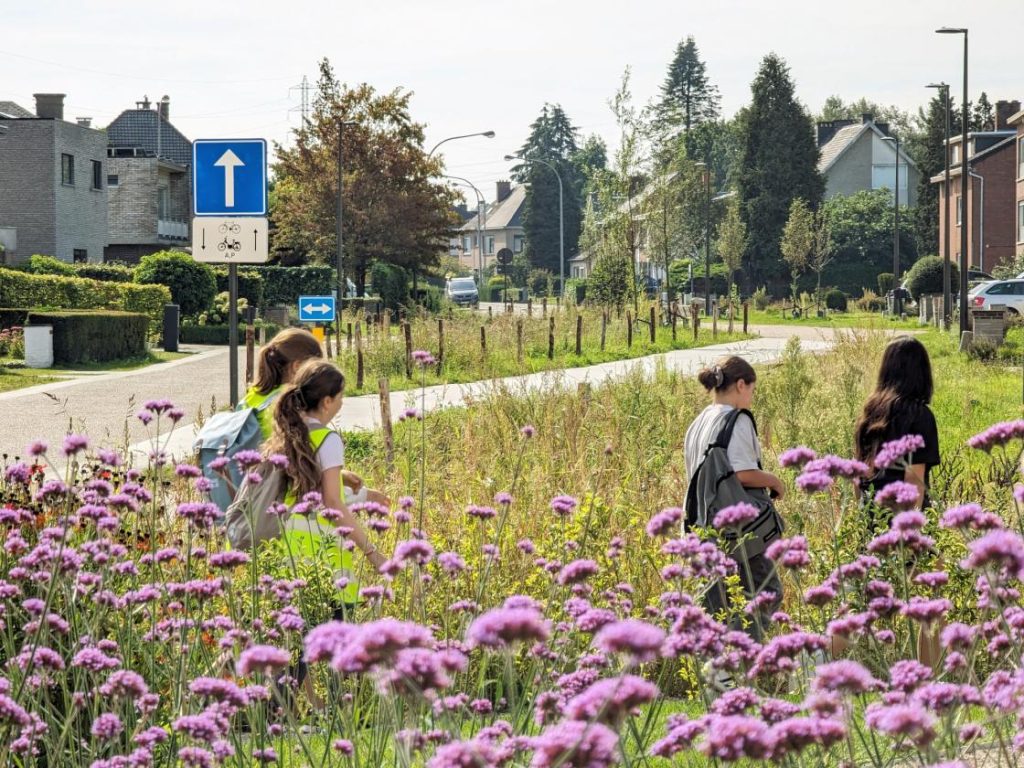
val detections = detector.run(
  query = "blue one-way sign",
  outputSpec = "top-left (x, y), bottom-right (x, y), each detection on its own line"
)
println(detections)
top-left (298, 296), bottom-right (336, 323)
top-left (193, 139), bottom-right (267, 216)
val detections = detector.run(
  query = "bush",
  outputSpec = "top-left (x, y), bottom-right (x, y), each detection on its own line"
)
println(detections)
top-left (18, 255), bottom-right (76, 276)
top-left (27, 310), bottom-right (148, 364)
top-left (877, 272), bottom-right (895, 295)
top-left (370, 262), bottom-right (409, 313)
top-left (256, 265), bottom-right (335, 307)
top-left (74, 263), bottom-right (134, 283)
top-left (0, 308), bottom-right (31, 330)
top-left (180, 321), bottom-right (281, 345)
top-left (528, 269), bottom-right (553, 298)
top-left (0, 268), bottom-right (170, 329)
top-left (0, 326), bottom-right (23, 358)
top-left (751, 286), bottom-right (770, 310)
top-left (213, 267), bottom-right (265, 308)
top-left (668, 259), bottom-right (691, 296)
top-left (904, 256), bottom-right (959, 301)
top-left (413, 285), bottom-right (442, 314)
top-left (133, 251), bottom-right (217, 317)
top-left (824, 289), bottom-right (847, 312)
top-left (198, 292), bottom-right (249, 326)
top-left (856, 289), bottom-right (886, 313)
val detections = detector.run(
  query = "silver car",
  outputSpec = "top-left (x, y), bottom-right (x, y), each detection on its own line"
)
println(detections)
top-left (445, 277), bottom-right (479, 307)
top-left (969, 279), bottom-right (1024, 315)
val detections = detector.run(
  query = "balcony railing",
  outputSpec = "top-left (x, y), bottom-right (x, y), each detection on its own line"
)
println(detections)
top-left (157, 219), bottom-right (188, 240)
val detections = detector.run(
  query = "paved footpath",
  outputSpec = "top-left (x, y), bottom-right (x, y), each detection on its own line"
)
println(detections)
top-left (0, 326), bottom-right (841, 468)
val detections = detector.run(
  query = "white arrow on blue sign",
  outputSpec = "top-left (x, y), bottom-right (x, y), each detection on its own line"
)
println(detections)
top-left (193, 139), bottom-right (267, 216)
top-left (298, 296), bottom-right (337, 323)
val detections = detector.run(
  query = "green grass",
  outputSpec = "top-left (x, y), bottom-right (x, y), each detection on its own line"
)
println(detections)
top-left (748, 307), bottom-right (920, 330)
top-left (0, 350), bottom-right (191, 392)
top-left (0, 367), bottom-right (58, 392)
top-left (44, 349), bottom-right (191, 372)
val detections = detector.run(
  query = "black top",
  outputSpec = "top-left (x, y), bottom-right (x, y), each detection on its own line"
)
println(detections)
top-left (861, 402), bottom-right (940, 502)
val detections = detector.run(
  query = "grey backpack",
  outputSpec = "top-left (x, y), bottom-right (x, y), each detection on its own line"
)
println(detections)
top-left (684, 408), bottom-right (784, 559)
top-left (223, 460), bottom-right (289, 551)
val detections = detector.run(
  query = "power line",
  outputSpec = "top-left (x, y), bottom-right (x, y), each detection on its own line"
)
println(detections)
top-left (288, 76), bottom-right (312, 127)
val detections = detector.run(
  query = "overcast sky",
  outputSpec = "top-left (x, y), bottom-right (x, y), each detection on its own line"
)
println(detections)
top-left (5, 0), bottom-right (1021, 204)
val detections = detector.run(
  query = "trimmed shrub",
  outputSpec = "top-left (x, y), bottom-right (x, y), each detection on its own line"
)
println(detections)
top-left (528, 268), bottom-right (553, 297)
top-left (74, 263), bottom-right (134, 283)
top-left (371, 262), bottom-right (409, 312)
top-left (824, 289), bottom-right (848, 312)
top-left (904, 256), bottom-right (959, 301)
top-left (877, 272), bottom-right (895, 295)
top-left (0, 268), bottom-right (169, 329)
top-left (133, 251), bottom-right (217, 317)
top-left (27, 311), bottom-right (148, 364)
top-left (256, 265), bottom-right (335, 307)
top-left (213, 267), bottom-right (265, 308)
top-left (180, 322), bottom-right (281, 346)
top-left (18, 255), bottom-right (76, 276)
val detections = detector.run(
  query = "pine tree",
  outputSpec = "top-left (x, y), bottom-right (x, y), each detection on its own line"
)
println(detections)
top-left (657, 36), bottom-right (720, 136)
top-left (912, 93), bottom-right (960, 256)
top-left (974, 92), bottom-right (994, 130)
top-left (513, 104), bottom-right (585, 282)
top-left (735, 54), bottom-right (824, 290)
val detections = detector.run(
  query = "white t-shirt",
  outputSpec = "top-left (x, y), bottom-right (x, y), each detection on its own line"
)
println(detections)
top-left (684, 404), bottom-right (762, 483)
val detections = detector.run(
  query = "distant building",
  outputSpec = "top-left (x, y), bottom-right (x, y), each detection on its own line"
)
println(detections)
top-left (1006, 106), bottom-right (1024, 261)
top-left (0, 94), bottom-right (108, 263)
top-left (104, 96), bottom-right (192, 262)
top-left (933, 99), bottom-right (1021, 274)
top-left (816, 113), bottom-right (920, 206)
top-left (454, 181), bottom-right (525, 272)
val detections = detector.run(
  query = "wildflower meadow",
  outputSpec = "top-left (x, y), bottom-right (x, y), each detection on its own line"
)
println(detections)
top-left (2, 332), bottom-right (1024, 767)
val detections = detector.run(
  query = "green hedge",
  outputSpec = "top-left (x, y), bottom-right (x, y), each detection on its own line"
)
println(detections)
top-left (180, 322), bottom-right (281, 346)
top-left (0, 268), bottom-right (170, 330)
top-left (75, 263), bottom-right (135, 283)
top-left (0, 308), bottom-right (31, 329)
top-left (213, 267), bottom-right (265, 308)
top-left (28, 311), bottom-right (148, 364)
top-left (256, 266), bottom-right (335, 307)
top-left (18, 255), bottom-right (76, 276)
top-left (15, 255), bottom-right (136, 283)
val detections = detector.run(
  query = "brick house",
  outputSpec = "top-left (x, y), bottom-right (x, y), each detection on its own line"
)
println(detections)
top-left (1009, 107), bottom-right (1024, 260)
top-left (933, 99), bottom-right (1020, 274)
top-left (0, 94), bottom-right (108, 263)
top-left (104, 96), bottom-right (192, 263)
top-left (817, 113), bottom-right (920, 205)
top-left (454, 181), bottom-right (525, 272)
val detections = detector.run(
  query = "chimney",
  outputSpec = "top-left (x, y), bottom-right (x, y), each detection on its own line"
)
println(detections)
top-left (159, 95), bottom-right (170, 121)
top-left (495, 180), bottom-right (511, 203)
top-left (875, 122), bottom-right (890, 136)
top-left (33, 93), bottom-right (66, 120)
top-left (861, 113), bottom-right (874, 125)
top-left (815, 119), bottom-right (853, 147)
top-left (76, 117), bottom-right (92, 129)
top-left (136, 96), bottom-right (151, 111)
top-left (996, 100), bottom-right (1021, 131)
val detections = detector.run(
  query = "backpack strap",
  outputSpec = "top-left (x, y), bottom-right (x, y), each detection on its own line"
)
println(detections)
top-left (710, 408), bottom-right (756, 450)
top-left (684, 408), bottom-right (757, 530)
top-left (255, 391), bottom-right (280, 413)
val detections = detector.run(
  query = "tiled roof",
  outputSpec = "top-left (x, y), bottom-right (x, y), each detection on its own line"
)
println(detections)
top-left (929, 135), bottom-right (1016, 183)
top-left (461, 184), bottom-right (526, 231)
top-left (817, 124), bottom-right (867, 172)
top-left (106, 109), bottom-right (191, 167)
top-left (0, 100), bottom-right (35, 119)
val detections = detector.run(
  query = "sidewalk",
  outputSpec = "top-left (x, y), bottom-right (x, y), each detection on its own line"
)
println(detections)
top-left (130, 333), bottom-right (833, 466)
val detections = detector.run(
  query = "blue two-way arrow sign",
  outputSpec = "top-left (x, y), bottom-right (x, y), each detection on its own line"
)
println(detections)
top-left (193, 139), bottom-right (267, 216)
top-left (298, 295), bottom-right (336, 323)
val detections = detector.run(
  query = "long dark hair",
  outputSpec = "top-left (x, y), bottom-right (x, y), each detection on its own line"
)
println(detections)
top-left (266, 360), bottom-right (345, 498)
top-left (253, 328), bottom-right (323, 395)
top-left (854, 336), bottom-right (933, 463)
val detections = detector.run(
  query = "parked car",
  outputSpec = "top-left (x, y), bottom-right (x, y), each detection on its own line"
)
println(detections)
top-left (968, 279), bottom-right (1024, 314)
top-left (445, 277), bottom-right (479, 307)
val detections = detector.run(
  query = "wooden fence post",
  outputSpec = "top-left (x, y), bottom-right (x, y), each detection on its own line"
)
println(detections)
top-left (728, 301), bottom-right (734, 335)
top-left (516, 319), bottom-right (524, 364)
top-left (649, 306), bottom-right (656, 344)
top-left (480, 325), bottom-right (487, 354)
top-left (600, 311), bottom-right (607, 352)
top-left (575, 314), bottom-right (583, 356)
top-left (355, 322), bottom-right (364, 390)
top-left (548, 316), bottom-right (555, 360)
top-left (527, 298), bottom-right (533, 318)
top-left (692, 303), bottom-right (699, 341)
top-left (542, 297), bottom-right (548, 317)
top-left (437, 318), bottom-right (445, 374)
top-left (626, 311), bottom-right (633, 348)
top-left (403, 321), bottom-right (413, 379)
top-left (488, 306), bottom-right (493, 319)
top-left (346, 321), bottom-right (353, 350)
top-left (712, 301), bottom-right (718, 339)
top-left (743, 302), bottom-right (749, 335)
top-left (671, 300), bottom-right (677, 341)
top-left (378, 377), bottom-right (394, 472)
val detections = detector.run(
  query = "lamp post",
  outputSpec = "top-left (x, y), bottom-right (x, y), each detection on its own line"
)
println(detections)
top-left (337, 119), bottom-right (358, 316)
top-left (937, 26), bottom-right (969, 335)
top-left (444, 175), bottom-right (487, 294)
top-left (927, 82), bottom-right (952, 328)
top-left (428, 131), bottom-right (495, 158)
top-left (694, 162), bottom-right (712, 315)
top-left (505, 154), bottom-right (564, 300)
top-left (881, 136), bottom-right (903, 316)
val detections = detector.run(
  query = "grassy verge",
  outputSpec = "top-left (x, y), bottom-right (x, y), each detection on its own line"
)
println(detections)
top-left (748, 307), bottom-right (920, 330)
top-left (0, 367), bottom-right (58, 393)
top-left (0, 350), bottom-right (192, 392)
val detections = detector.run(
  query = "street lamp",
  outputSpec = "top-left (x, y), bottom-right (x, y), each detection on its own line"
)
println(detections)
top-left (337, 119), bottom-right (358, 315)
top-left (881, 136), bottom-right (903, 316)
top-left (428, 131), bottom-right (495, 158)
top-left (505, 153), bottom-right (565, 300)
top-left (927, 81), bottom-right (952, 328)
top-left (444, 175), bottom-right (487, 294)
top-left (694, 162), bottom-right (713, 315)
top-left (936, 26), bottom-right (969, 335)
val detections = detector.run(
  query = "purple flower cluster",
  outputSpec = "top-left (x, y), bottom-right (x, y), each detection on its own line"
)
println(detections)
top-left (873, 434), bottom-right (925, 469)
top-left (967, 420), bottom-right (1024, 451)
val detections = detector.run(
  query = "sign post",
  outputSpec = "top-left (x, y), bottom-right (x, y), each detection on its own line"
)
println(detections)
top-left (192, 139), bottom-right (269, 407)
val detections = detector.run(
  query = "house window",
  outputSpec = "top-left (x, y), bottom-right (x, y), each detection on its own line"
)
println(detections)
top-left (1018, 201), bottom-right (1024, 244)
top-left (956, 196), bottom-right (963, 226)
top-left (72, 249), bottom-right (87, 263)
top-left (951, 144), bottom-right (960, 165)
top-left (1018, 137), bottom-right (1024, 179)
top-left (513, 234), bottom-right (525, 253)
top-left (462, 235), bottom-right (472, 253)
top-left (91, 161), bottom-right (102, 190)
top-left (107, 174), bottom-right (119, 187)
top-left (485, 236), bottom-right (495, 255)
top-left (157, 187), bottom-right (169, 220)
top-left (61, 153), bottom-right (74, 185)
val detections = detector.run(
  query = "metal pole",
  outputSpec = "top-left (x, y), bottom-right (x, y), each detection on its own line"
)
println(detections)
top-left (557, 172), bottom-right (564, 302)
top-left (477, 200), bottom-right (484, 297)
top-left (959, 32), bottom-right (969, 336)
top-left (894, 137), bottom-right (901, 316)
top-left (228, 264), bottom-right (239, 407)
top-left (943, 85), bottom-right (952, 328)
top-left (337, 121), bottom-right (345, 310)
top-left (704, 170), bottom-right (711, 315)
